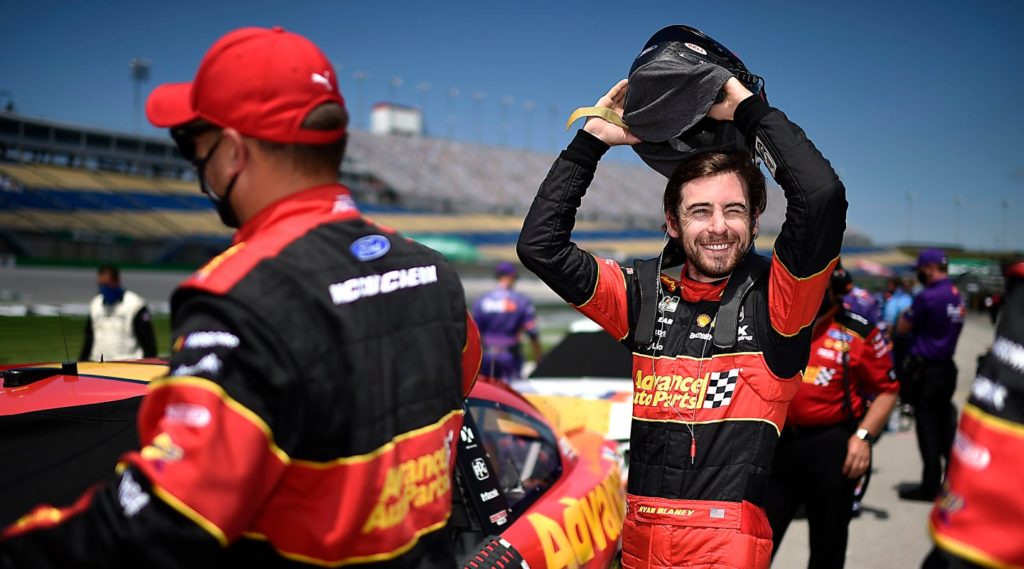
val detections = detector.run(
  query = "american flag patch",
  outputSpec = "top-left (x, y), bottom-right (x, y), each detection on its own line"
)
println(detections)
top-left (710, 507), bottom-right (726, 519)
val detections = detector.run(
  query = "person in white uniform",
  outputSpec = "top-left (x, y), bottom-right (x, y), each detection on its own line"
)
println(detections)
top-left (79, 265), bottom-right (157, 361)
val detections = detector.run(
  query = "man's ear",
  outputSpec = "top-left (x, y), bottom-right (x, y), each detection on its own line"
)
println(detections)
top-left (222, 128), bottom-right (248, 176)
top-left (752, 213), bottom-right (760, 240)
top-left (665, 212), bottom-right (681, 239)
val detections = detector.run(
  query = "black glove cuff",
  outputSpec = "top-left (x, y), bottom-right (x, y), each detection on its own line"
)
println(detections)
top-left (734, 97), bottom-right (772, 136)
top-left (560, 129), bottom-right (610, 171)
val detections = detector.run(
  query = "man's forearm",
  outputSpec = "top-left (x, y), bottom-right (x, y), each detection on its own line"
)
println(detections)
top-left (860, 391), bottom-right (898, 438)
top-left (517, 130), bottom-right (609, 306)
top-left (735, 97), bottom-right (847, 279)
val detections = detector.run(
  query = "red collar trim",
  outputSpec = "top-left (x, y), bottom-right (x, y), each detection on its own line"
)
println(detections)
top-left (678, 265), bottom-right (727, 303)
top-left (185, 184), bottom-right (360, 295)
top-left (234, 184), bottom-right (358, 243)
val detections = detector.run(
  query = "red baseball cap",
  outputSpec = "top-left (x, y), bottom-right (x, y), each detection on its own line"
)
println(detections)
top-left (146, 26), bottom-right (346, 144)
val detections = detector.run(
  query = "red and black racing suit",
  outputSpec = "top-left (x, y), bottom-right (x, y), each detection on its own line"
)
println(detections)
top-left (925, 261), bottom-right (1024, 569)
top-left (518, 96), bottom-right (846, 568)
top-left (1, 184), bottom-right (482, 568)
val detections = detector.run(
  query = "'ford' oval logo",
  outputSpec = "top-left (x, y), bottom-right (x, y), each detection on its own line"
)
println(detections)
top-left (350, 235), bottom-right (391, 261)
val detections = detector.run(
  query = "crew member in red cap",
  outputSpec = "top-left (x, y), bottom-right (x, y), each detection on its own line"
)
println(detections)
top-left (0, 27), bottom-right (481, 569)
top-left (897, 248), bottom-right (965, 501)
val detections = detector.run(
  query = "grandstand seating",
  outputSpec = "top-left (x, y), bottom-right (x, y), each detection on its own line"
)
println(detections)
top-left (1, 134), bottom-right (679, 262)
top-left (5, 127), bottom-right (830, 263)
top-left (0, 162), bottom-right (230, 240)
top-left (348, 131), bottom-right (669, 223)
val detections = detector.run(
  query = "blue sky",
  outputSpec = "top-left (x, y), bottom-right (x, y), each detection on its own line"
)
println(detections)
top-left (2, 0), bottom-right (1022, 250)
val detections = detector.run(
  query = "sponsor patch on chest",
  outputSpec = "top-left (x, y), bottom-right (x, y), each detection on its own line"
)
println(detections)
top-left (632, 368), bottom-right (740, 410)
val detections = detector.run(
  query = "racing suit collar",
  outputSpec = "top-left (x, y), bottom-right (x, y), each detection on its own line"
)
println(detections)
top-left (678, 264), bottom-right (727, 303)
top-left (234, 183), bottom-right (355, 243)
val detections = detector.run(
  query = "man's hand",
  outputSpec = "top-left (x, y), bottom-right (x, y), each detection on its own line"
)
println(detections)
top-left (842, 434), bottom-right (871, 479)
top-left (707, 77), bottom-right (754, 122)
top-left (583, 79), bottom-right (641, 146)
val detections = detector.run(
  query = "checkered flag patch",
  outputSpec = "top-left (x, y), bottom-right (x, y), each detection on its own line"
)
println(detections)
top-left (703, 369), bottom-right (740, 409)
top-left (814, 368), bottom-right (836, 387)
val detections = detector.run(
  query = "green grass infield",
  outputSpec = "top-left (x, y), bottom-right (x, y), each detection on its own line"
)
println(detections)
top-left (0, 315), bottom-right (173, 365)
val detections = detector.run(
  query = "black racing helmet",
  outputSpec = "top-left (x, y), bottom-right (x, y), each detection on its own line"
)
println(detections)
top-left (624, 25), bottom-right (767, 178)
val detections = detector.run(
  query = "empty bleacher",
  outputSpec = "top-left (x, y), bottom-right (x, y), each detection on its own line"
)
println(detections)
top-left (2, 109), bottom-right (805, 265)
top-left (0, 162), bottom-right (231, 242)
top-left (348, 131), bottom-right (670, 225)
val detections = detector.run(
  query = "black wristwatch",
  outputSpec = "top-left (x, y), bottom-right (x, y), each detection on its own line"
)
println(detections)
top-left (855, 428), bottom-right (876, 446)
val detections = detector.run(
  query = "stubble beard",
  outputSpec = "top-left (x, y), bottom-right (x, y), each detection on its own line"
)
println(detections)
top-left (680, 231), bottom-right (752, 280)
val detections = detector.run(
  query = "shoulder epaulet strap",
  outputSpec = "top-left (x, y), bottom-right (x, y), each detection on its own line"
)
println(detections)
top-left (633, 255), bottom-right (662, 347)
top-left (713, 251), bottom-right (771, 349)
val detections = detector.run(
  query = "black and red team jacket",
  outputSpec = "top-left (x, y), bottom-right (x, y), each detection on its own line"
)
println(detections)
top-left (930, 262), bottom-right (1024, 569)
top-left (787, 307), bottom-right (898, 427)
top-left (518, 97), bottom-right (846, 567)
top-left (1, 184), bottom-right (483, 569)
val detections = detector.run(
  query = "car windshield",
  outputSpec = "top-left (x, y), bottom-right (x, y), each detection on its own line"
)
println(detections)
top-left (467, 401), bottom-right (562, 516)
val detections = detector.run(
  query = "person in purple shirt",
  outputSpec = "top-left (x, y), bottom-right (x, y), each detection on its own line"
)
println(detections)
top-left (897, 248), bottom-right (965, 501)
top-left (472, 261), bottom-right (543, 381)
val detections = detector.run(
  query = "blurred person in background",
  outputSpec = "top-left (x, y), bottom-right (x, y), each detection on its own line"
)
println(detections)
top-left (831, 263), bottom-right (882, 327)
top-left (923, 259), bottom-right (1024, 569)
top-left (982, 292), bottom-right (1002, 326)
top-left (765, 261), bottom-right (898, 569)
top-left (884, 276), bottom-right (914, 405)
top-left (898, 248), bottom-right (965, 501)
top-left (79, 264), bottom-right (157, 361)
top-left (2, 26), bottom-right (480, 569)
top-left (472, 261), bottom-right (542, 381)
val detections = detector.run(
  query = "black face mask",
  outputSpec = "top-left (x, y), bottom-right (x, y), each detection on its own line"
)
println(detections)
top-left (192, 136), bottom-right (241, 229)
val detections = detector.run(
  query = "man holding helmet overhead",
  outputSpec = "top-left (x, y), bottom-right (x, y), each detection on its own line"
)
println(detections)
top-left (1, 26), bottom-right (480, 569)
top-left (518, 25), bottom-right (847, 568)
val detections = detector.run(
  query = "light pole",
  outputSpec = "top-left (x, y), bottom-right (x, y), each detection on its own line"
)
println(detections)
top-left (129, 58), bottom-right (152, 134)
top-left (472, 91), bottom-right (486, 143)
top-left (416, 82), bottom-right (432, 133)
top-left (954, 195), bottom-right (965, 247)
top-left (352, 71), bottom-right (368, 129)
top-left (906, 191), bottom-right (917, 244)
top-left (499, 96), bottom-right (514, 146)
top-left (389, 76), bottom-right (403, 102)
top-left (522, 100), bottom-right (536, 150)
top-left (1002, 200), bottom-right (1011, 252)
top-left (446, 87), bottom-right (459, 139)
top-left (548, 105), bottom-right (560, 151)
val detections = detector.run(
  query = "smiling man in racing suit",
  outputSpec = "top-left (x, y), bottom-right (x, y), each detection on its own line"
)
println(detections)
top-left (517, 77), bottom-right (846, 568)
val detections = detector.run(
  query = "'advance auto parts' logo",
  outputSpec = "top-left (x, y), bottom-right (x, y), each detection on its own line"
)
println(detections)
top-left (361, 442), bottom-right (451, 534)
top-left (633, 368), bottom-right (739, 410)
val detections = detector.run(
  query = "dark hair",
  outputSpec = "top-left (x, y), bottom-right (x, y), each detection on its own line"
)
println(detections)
top-left (663, 151), bottom-right (766, 222)
top-left (256, 103), bottom-right (349, 176)
top-left (97, 264), bottom-right (120, 281)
